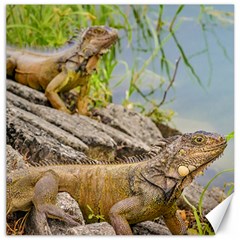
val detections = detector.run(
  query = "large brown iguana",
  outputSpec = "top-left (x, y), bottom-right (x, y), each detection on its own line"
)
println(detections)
top-left (7, 131), bottom-right (227, 235)
top-left (6, 26), bottom-right (118, 115)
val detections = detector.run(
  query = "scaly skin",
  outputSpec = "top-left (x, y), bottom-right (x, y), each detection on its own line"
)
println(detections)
top-left (6, 26), bottom-right (118, 115)
top-left (7, 131), bottom-right (227, 235)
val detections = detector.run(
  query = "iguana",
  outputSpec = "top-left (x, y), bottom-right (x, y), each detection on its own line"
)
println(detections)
top-left (7, 131), bottom-right (227, 235)
top-left (6, 26), bottom-right (118, 115)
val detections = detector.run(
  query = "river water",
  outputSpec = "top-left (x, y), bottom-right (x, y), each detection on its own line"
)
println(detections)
top-left (110, 5), bottom-right (234, 187)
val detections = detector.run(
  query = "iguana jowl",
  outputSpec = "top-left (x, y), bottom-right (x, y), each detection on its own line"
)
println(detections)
top-left (6, 26), bottom-right (118, 115)
top-left (7, 131), bottom-right (227, 235)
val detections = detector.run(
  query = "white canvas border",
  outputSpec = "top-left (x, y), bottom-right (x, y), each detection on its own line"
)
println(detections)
top-left (1, 0), bottom-right (238, 239)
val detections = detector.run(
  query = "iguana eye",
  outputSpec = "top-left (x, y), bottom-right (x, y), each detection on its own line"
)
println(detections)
top-left (193, 135), bottom-right (205, 144)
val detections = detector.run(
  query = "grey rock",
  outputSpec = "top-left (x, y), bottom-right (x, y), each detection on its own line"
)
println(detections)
top-left (177, 181), bottom-right (226, 215)
top-left (132, 221), bottom-right (171, 235)
top-left (7, 79), bottom-right (50, 106)
top-left (56, 192), bottom-right (85, 225)
top-left (66, 222), bottom-right (116, 235)
top-left (154, 122), bottom-right (181, 138)
top-left (7, 101), bottom-right (88, 152)
top-left (210, 187), bottom-right (227, 203)
top-left (93, 103), bottom-right (162, 145)
top-left (48, 192), bottom-right (85, 235)
top-left (7, 103), bottom-right (90, 166)
top-left (7, 80), bottom-right (152, 163)
top-left (6, 144), bottom-right (29, 172)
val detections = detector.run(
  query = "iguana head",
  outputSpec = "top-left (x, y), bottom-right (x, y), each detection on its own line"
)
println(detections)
top-left (164, 131), bottom-right (227, 182)
top-left (142, 131), bottom-right (227, 201)
top-left (80, 26), bottom-right (118, 58)
top-left (65, 26), bottom-right (118, 74)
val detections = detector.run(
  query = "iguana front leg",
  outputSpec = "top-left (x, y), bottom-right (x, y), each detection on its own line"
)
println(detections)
top-left (77, 82), bottom-right (90, 115)
top-left (45, 72), bottom-right (72, 114)
top-left (45, 69), bottom-right (90, 115)
top-left (163, 205), bottom-right (187, 235)
top-left (31, 170), bottom-right (80, 234)
top-left (108, 196), bottom-right (187, 235)
top-left (108, 196), bottom-right (143, 235)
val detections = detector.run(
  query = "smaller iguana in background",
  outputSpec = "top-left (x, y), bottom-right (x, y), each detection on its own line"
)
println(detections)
top-left (6, 26), bottom-right (118, 115)
top-left (7, 131), bottom-right (227, 235)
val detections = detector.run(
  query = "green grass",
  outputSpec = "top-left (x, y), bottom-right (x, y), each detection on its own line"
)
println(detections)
top-left (86, 204), bottom-right (105, 222)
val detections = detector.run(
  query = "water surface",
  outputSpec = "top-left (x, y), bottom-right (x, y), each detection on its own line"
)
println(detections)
top-left (110, 5), bottom-right (234, 187)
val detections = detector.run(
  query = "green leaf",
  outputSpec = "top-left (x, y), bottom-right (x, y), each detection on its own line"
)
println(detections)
top-left (226, 131), bottom-right (234, 141)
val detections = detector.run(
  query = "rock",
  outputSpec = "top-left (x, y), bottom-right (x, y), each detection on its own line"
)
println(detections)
top-left (6, 144), bottom-right (29, 172)
top-left (7, 80), bottom-right (152, 163)
top-left (132, 221), bottom-right (171, 235)
top-left (7, 102), bottom-right (91, 166)
top-left (7, 101), bottom-right (88, 152)
top-left (56, 192), bottom-right (85, 224)
top-left (48, 192), bottom-right (85, 235)
top-left (93, 104), bottom-right (162, 145)
top-left (66, 222), bottom-right (116, 235)
top-left (154, 122), bottom-right (181, 138)
top-left (7, 91), bottom-right (117, 161)
top-left (210, 187), bottom-right (227, 203)
top-left (7, 79), bottom-right (50, 106)
top-left (177, 181), bottom-right (226, 215)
